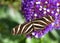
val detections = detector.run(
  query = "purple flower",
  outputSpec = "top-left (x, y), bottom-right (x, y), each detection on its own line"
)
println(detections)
top-left (22, 0), bottom-right (60, 38)
top-left (54, 14), bottom-right (60, 30)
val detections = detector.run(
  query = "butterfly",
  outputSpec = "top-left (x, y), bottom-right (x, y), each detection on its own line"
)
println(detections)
top-left (12, 15), bottom-right (55, 36)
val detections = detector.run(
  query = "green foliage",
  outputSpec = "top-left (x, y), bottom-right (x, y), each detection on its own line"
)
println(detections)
top-left (0, 0), bottom-right (60, 43)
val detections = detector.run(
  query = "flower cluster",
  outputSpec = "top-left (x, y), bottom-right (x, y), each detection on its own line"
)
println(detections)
top-left (22, 0), bottom-right (60, 38)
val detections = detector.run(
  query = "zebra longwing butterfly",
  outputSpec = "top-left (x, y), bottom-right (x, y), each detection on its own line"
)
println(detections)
top-left (12, 15), bottom-right (55, 35)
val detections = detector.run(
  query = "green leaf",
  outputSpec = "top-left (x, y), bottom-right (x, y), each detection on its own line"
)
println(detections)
top-left (7, 7), bottom-right (25, 24)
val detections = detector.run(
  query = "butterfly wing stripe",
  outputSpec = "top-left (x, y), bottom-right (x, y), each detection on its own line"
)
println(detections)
top-left (33, 25), bottom-right (44, 28)
top-left (33, 26), bottom-right (44, 30)
top-left (33, 22), bottom-right (44, 30)
top-left (21, 22), bottom-right (31, 34)
top-left (13, 28), bottom-right (15, 35)
top-left (21, 23), bottom-right (28, 34)
top-left (16, 25), bottom-right (21, 34)
top-left (24, 24), bottom-right (33, 33)
top-left (33, 23), bottom-right (44, 27)
top-left (33, 20), bottom-right (47, 25)
top-left (18, 23), bottom-right (26, 34)
top-left (43, 17), bottom-right (51, 22)
top-left (13, 26), bottom-right (19, 35)
top-left (26, 28), bottom-right (33, 35)
top-left (48, 15), bottom-right (54, 22)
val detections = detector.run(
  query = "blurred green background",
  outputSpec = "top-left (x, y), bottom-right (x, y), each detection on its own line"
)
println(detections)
top-left (0, 0), bottom-right (60, 43)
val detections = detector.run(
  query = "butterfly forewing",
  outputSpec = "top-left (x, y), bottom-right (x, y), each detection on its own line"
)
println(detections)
top-left (32, 15), bottom-right (55, 30)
